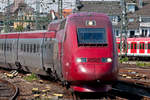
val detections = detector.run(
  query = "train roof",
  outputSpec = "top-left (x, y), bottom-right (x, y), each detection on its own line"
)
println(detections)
top-left (127, 37), bottom-right (150, 42)
top-left (116, 37), bottom-right (150, 42)
top-left (67, 12), bottom-right (109, 20)
top-left (0, 30), bottom-right (47, 35)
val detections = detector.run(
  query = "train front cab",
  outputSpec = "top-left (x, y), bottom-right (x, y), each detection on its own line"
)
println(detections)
top-left (62, 13), bottom-right (118, 92)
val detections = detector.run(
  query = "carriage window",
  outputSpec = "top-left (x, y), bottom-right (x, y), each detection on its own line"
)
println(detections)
top-left (9, 43), bottom-right (12, 51)
top-left (30, 44), bottom-right (33, 53)
top-left (6, 43), bottom-right (9, 51)
top-left (1, 43), bottom-right (3, 51)
top-left (0, 43), bottom-right (1, 50)
top-left (33, 44), bottom-right (36, 53)
top-left (140, 43), bottom-right (144, 49)
top-left (37, 44), bottom-right (40, 52)
top-left (49, 44), bottom-right (51, 49)
top-left (24, 44), bottom-right (27, 52)
top-left (1, 43), bottom-right (2, 50)
top-left (148, 43), bottom-right (150, 49)
top-left (134, 44), bottom-right (137, 49)
top-left (4, 43), bottom-right (6, 51)
top-left (2, 43), bottom-right (3, 51)
top-left (131, 43), bottom-right (133, 49)
top-left (27, 44), bottom-right (30, 52)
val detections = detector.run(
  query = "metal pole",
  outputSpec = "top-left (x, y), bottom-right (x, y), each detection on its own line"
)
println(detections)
top-left (61, 0), bottom-right (63, 18)
top-left (35, 0), bottom-right (40, 30)
top-left (120, 0), bottom-right (124, 58)
top-left (120, 0), bottom-right (128, 57)
top-left (58, 0), bottom-right (63, 19)
top-left (123, 1), bottom-right (128, 57)
top-left (4, 0), bottom-right (10, 32)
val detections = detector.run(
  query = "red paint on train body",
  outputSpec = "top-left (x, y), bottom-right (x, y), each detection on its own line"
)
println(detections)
top-left (55, 12), bottom-right (118, 92)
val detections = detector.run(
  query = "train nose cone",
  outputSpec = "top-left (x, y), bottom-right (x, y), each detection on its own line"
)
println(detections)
top-left (77, 64), bottom-right (96, 81)
top-left (95, 64), bottom-right (116, 81)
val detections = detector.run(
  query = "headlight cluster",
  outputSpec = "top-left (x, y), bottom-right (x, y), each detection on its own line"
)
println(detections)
top-left (101, 58), bottom-right (112, 63)
top-left (76, 58), bottom-right (87, 63)
top-left (76, 58), bottom-right (112, 63)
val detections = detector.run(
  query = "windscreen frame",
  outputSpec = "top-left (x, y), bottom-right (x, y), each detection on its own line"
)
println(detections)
top-left (77, 28), bottom-right (108, 46)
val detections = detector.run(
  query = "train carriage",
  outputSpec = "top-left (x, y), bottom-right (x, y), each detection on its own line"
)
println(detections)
top-left (0, 31), bottom-right (56, 75)
top-left (116, 38), bottom-right (150, 57)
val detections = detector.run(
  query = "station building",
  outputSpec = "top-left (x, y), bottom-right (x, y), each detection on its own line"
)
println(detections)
top-left (77, 0), bottom-right (150, 38)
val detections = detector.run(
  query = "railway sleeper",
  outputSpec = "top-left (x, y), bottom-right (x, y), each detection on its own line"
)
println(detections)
top-left (113, 81), bottom-right (150, 99)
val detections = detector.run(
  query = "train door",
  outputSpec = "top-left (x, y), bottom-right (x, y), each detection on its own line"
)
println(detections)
top-left (131, 42), bottom-right (137, 53)
top-left (0, 35), bottom-right (6, 66)
top-left (5, 34), bottom-right (19, 69)
top-left (139, 42), bottom-right (145, 54)
top-left (42, 32), bottom-right (54, 70)
top-left (148, 42), bottom-right (150, 53)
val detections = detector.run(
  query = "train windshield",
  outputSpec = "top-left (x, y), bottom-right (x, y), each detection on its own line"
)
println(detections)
top-left (77, 28), bottom-right (107, 46)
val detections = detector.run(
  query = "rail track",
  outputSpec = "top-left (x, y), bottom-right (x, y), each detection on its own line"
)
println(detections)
top-left (71, 79), bottom-right (150, 100)
top-left (0, 79), bottom-right (19, 100)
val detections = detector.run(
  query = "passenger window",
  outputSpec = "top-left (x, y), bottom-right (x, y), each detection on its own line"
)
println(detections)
top-left (30, 44), bottom-right (33, 53)
top-left (49, 44), bottom-right (51, 49)
top-left (33, 44), bottom-right (36, 53)
top-left (9, 43), bottom-right (12, 51)
top-left (131, 43), bottom-right (133, 49)
top-left (2, 43), bottom-right (3, 51)
top-left (0, 43), bottom-right (1, 50)
top-left (140, 43), bottom-right (144, 49)
top-left (24, 44), bottom-right (26, 52)
top-left (134, 44), bottom-right (137, 49)
top-left (6, 43), bottom-right (9, 51)
top-left (4, 43), bottom-right (6, 51)
top-left (148, 43), bottom-right (150, 49)
top-left (37, 44), bottom-right (40, 52)
top-left (27, 44), bottom-right (29, 52)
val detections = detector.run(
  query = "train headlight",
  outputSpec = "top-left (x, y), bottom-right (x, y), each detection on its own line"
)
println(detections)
top-left (86, 20), bottom-right (96, 26)
top-left (76, 58), bottom-right (82, 63)
top-left (76, 58), bottom-right (87, 63)
top-left (102, 58), bottom-right (112, 63)
top-left (107, 58), bottom-right (112, 62)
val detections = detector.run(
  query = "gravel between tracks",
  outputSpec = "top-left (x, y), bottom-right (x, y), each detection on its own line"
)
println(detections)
top-left (0, 69), bottom-right (71, 100)
top-left (0, 63), bottom-right (150, 100)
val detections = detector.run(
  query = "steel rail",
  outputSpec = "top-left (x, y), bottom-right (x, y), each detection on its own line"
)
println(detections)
top-left (0, 79), bottom-right (19, 100)
top-left (112, 80), bottom-right (150, 99)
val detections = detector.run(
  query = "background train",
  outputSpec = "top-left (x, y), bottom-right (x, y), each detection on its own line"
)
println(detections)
top-left (0, 12), bottom-right (118, 92)
top-left (116, 38), bottom-right (150, 58)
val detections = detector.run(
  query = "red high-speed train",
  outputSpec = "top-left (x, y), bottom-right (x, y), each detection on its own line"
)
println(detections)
top-left (0, 12), bottom-right (118, 92)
